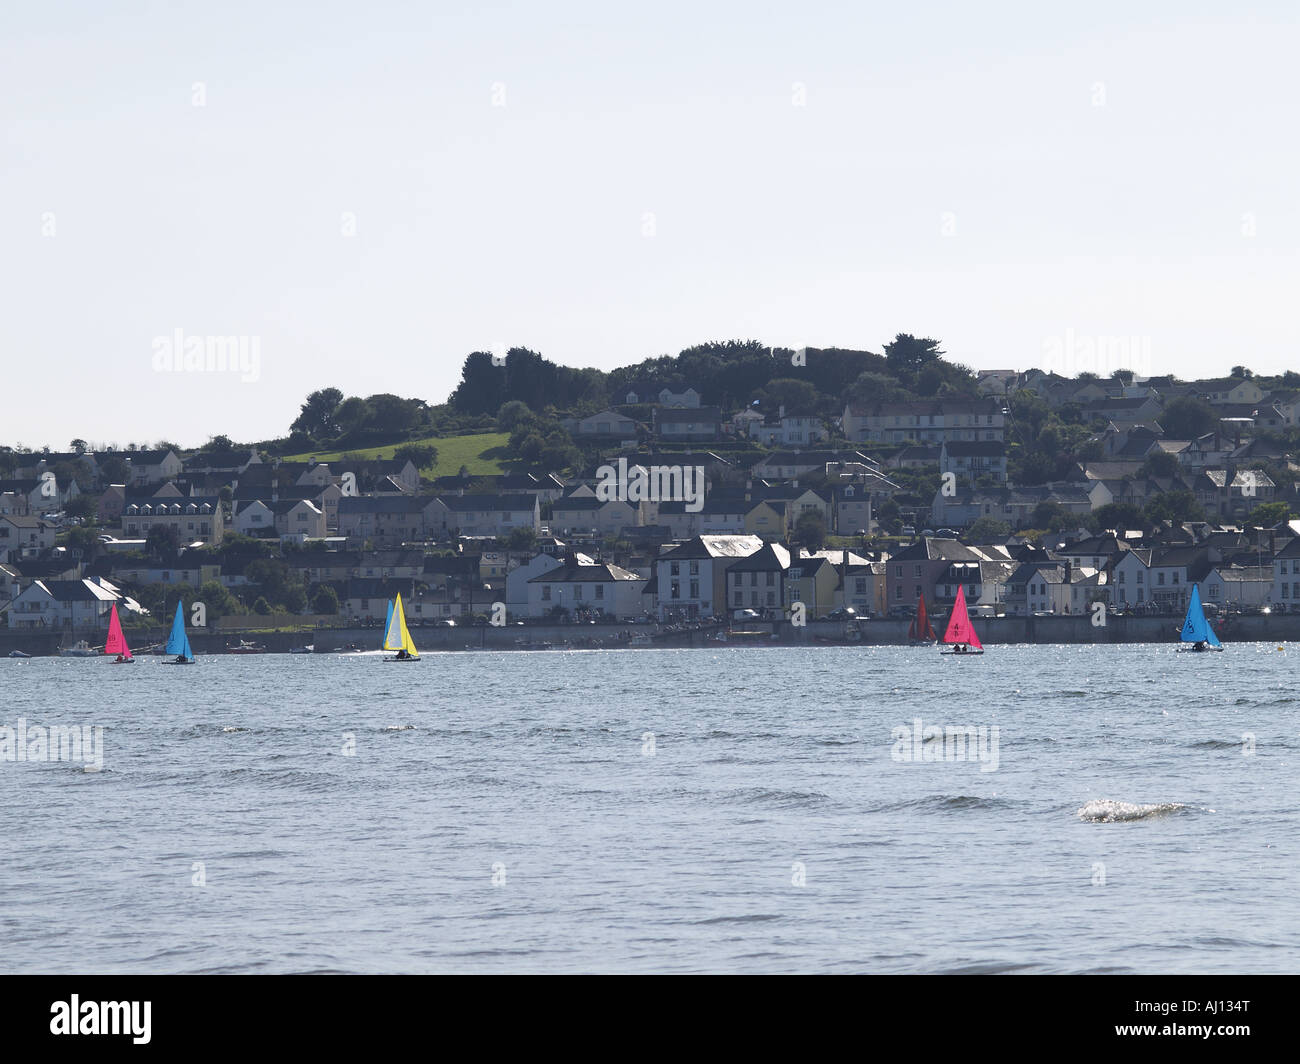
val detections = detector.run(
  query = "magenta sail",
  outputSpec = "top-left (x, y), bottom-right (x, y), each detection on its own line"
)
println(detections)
top-left (941, 585), bottom-right (983, 650)
top-left (104, 602), bottom-right (132, 660)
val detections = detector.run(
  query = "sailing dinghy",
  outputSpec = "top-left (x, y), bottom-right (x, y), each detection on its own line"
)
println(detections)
top-left (1177, 584), bottom-right (1223, 652)
top-left (940, 585), bottom-right (984, 656)
top-left (104, 602), bottom-right (135, 663)
top-left (161, 601), bottom-right (196, 664)
top-left (382, 593), bottom-right (420, 662)
top-left (908, 592), bottom-right (937, 645)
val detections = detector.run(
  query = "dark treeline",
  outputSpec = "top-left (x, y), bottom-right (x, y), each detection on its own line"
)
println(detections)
top-left (447, 336), bottom-right (978, 417)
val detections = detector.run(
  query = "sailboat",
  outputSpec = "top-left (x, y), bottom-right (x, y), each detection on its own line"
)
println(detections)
top-left (908, 592), bottom-right (937, 645)
top-left (160, 601), bottom-right (196, 664)
top-left (381, 593), bottom-right (420, 662)
top-left (1177, 584), bottom-right (1223, 652)
top-left (104, 602), bottom-right (134, 664)
top-left (939, 585), bottom-right (985, 656)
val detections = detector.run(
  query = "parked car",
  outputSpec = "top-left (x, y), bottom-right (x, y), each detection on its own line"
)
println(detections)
top-left (732, 608), bottom-right (761, 621)
top-left (820, 607), bottom-right (858, 621)
top-left (901, 525), bottom-right (916, 536)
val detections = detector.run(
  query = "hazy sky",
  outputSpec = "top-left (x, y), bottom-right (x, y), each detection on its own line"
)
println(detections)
top-left (3, 1), bottom-right (1297, 449)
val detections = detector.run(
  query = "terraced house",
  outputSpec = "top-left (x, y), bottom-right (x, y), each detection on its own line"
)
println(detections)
top-left (842, 399), bottom-right (1005, 445)
top-left (121, 497), bottom-right (225, 545)
top-left (337, 495), bottom-right (445, 545)
top-left (434, 493), bottom-right (541, 538)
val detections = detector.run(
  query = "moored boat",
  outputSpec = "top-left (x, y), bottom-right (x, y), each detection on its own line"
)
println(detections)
top-left (58, 640), bottom-right (98, 657)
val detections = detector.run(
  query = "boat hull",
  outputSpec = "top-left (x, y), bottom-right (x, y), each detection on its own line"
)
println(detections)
top-left (940, 649), bottom-right (985, 656)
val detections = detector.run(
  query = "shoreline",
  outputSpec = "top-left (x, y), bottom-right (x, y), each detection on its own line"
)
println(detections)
top-left (1, 612), bottom-right (1285, 656)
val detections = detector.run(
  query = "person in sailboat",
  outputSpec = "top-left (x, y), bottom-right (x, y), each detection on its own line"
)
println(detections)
top-left (395, 648), bottom-right (411, 660)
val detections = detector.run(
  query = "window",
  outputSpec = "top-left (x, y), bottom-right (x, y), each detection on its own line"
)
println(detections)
top-left (670, 582), bottom-right (680, 599)
top-left (735, 591), bottom-right (743, 606)
top-left (855, 578), bottom-right (866, 594)
top-left (595, 585), bottom-right (604, 599)
top-left (689, 561), bottom-right (699, 576)
top-left (670, 562), bottom-right (680, 576)
top-left (689, 581), bottom-right (699, 598)
top-left (1158, 572), bottom-right (1165, 585)
top-left (766, 572), bottom-right (775, 587)
top-left (574, 585), bottom-right (583, 600)
top-left (914, 565), bottom-right (922, 577)
top-left (1118, 571), bottom-right (1125, 584)
top-left (1137, 572), bottom-right (1144, 584)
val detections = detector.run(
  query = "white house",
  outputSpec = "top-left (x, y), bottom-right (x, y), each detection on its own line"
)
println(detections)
top-left (527, 560), bottom-right (647, 619)
top-left (5, 578), bottom-right (119, 629)
top-left (0, 515), bottom-right (57, 562)
top-left (1271, 538), bottom-right (1300, 608)
top-left (654, 534), bottom-right (763, 620)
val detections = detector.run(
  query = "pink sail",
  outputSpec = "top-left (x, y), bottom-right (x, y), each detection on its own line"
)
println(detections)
top-left (104, 602), bottom-right (132, 659)
top-left (942, 585), bottom-right (983, 650)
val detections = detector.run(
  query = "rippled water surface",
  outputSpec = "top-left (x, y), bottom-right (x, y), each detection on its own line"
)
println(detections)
top-left (2, 644), bottom-right (1297, 973)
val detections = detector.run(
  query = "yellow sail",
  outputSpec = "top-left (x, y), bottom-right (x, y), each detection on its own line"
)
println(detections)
top-left (386, 593), bottom-right (419, 658)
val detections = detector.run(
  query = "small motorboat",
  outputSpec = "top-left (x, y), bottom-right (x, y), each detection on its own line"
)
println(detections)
top-left (58, 640), bottom-right (98, 657)
top-left (7, 649), bottom-right (32, 659)
top-left (227, 640), bottom-right (267, 654)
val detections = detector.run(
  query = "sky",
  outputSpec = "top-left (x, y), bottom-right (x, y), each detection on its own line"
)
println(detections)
top-left (2, 1), bottom-right (1298, 449)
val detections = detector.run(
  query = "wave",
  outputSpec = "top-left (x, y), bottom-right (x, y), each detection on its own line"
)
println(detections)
top-left (1077, 799), bottom-right (1186, 823)
top-left (872, 794), bottom-right (1017, 813)
top-left (717, 787), bottom-right (832, 809)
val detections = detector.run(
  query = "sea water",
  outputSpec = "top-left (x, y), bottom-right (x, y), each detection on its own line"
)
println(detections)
top-left (1, 644), bottom-right (1296, 973)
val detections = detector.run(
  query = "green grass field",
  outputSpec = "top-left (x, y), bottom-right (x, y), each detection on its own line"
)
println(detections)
top-left (281, 432), bottom-right (511, 478)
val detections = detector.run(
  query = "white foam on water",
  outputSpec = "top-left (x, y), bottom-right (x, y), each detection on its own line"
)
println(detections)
top-left (1077, 798), bottom-right (1186, 823)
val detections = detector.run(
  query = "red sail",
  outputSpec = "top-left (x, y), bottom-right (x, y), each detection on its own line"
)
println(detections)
top-left (104, 602), bottom-right (132, 658)
top-left (942, 585), bottom-right (983, 650)
top-left (916, 593), bottom-right (937, 641)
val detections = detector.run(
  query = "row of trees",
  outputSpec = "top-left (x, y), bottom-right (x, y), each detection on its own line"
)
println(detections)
top-left (448, 336), bottom-right (980, 420)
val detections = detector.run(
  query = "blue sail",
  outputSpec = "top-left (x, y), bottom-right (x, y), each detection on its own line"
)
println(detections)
top-left (1180, 585), bottom-right (1221, 647)
top-left (382, 600), bottom-right (394, 649)
top-left (164, 600), bottom-right (194, 660)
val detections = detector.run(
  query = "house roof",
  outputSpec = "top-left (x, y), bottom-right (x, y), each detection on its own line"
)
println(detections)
top-left (438, 493), bottom-right (538, 513)
top-left (338, 496), bottom-right (437, 515)
top-left (528, 562), bottom-right (642, 583)
top-left (659, 534), bottom-right (763, 560)
top-left (727, 543), bottom-right (792, 572)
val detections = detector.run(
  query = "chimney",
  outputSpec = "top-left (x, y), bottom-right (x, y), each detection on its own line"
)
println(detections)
top-left (1063, 559), bottom-right (1072, 585)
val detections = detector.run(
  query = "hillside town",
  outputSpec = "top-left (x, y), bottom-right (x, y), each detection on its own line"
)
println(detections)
top-left (5, 355), bottom-right (1300, 640)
